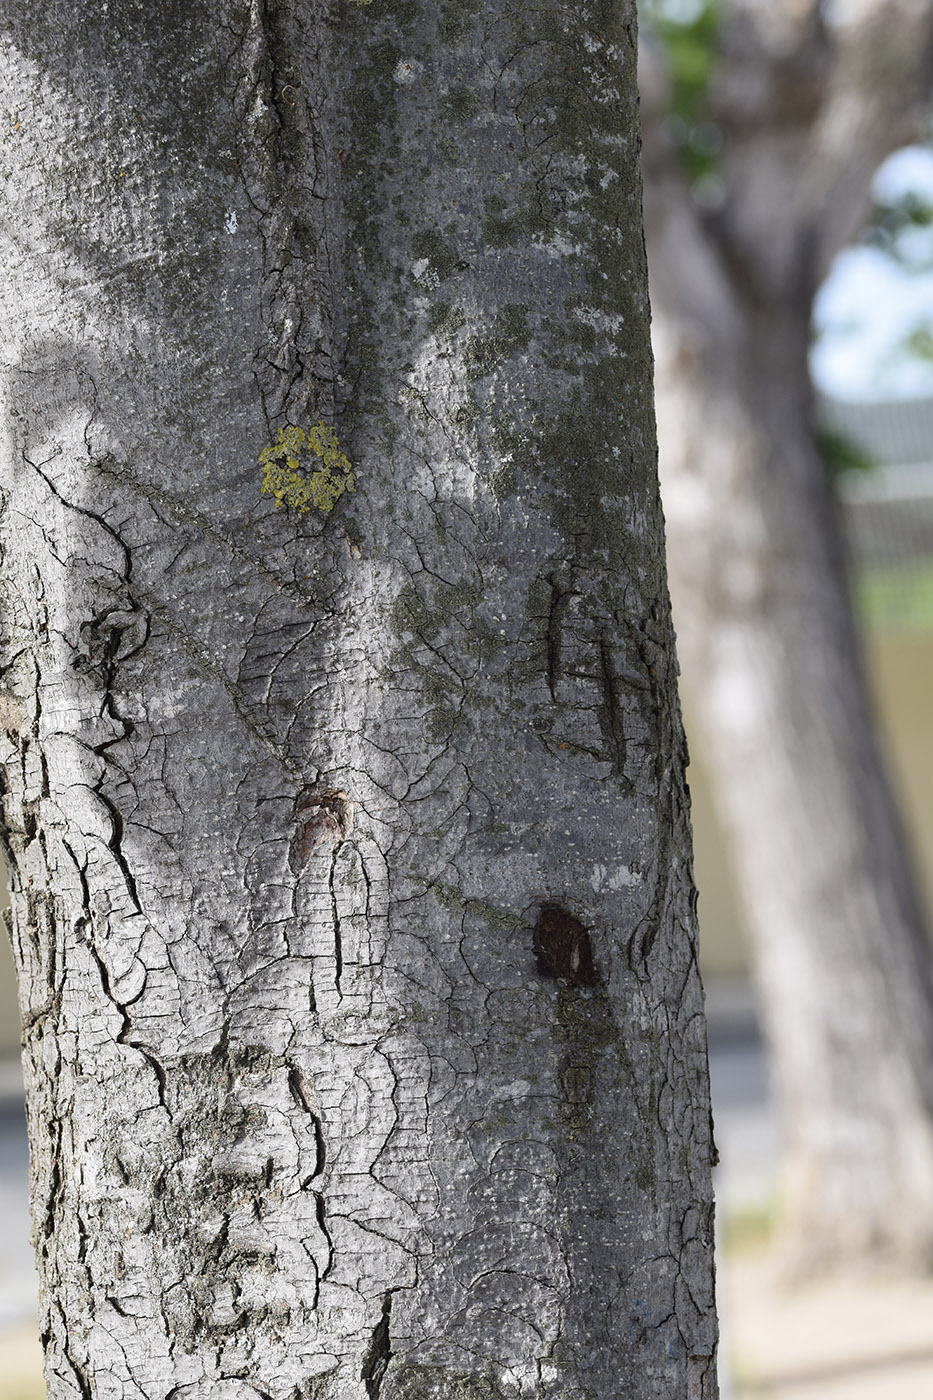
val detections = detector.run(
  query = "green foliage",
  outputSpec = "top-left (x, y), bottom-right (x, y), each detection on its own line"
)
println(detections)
top-left (866, 189), bottom-right (933, 267)
top-left (816, 427), bottom-right (875, 479)
top-left (906, 326), bottom-right (933, 361)
top-left (259, 422), bottom-right (356, 515)
top-left (857, 560), bottom-right (933, 631)
top-left (813, 144), bottom-right (933, 382)
top-left (641, 0), bottom-right (722, 188)
top-left (861, 159), bottom-right (933, 371)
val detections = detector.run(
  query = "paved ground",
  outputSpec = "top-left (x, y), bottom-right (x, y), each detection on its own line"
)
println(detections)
top-left (0, 1064), bottom-right (36, 1337)
top-left (0, 1061), bottom-right (42, 1400)
top-left (707, 990), bottom-right (933, 1398)
top-left (2, 993), bottom-right (932, 1399)
top-left (724, 1248), bottom-right (933, 1398)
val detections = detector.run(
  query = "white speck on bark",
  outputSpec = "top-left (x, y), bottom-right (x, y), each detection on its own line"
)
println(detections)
top-left (591, 863), bottom-right (641, 891)
top-left (393, 58), bottom-right (422, 84)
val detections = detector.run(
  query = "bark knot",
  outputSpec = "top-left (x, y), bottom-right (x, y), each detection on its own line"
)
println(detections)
top-left (288, 788), bottom-right (356, 875)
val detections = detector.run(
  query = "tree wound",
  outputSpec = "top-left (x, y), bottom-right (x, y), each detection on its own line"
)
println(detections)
top-left (288, 788), bottom-right (356, 876)
top-left (533, 906), bottom-right (595, 986)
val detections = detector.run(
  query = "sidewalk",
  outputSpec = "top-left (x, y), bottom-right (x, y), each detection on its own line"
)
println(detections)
top-left (724, 1247), bottom-right (933, 1399)
top-left (708, 980), bottom-right (933, 1399)
top-left (2, 1324), bottom-right (43, 1400)
top-left (0, 1058), bottom-right (42, 1400)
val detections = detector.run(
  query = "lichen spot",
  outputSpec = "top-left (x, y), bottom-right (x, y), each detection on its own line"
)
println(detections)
top-left (259, 422), bottom-right (356, 515)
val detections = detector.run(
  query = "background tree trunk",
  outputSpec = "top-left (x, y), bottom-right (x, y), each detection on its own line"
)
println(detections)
top-left (642, 0), bottom-right (933, 1267)
top-left (0, 3), bottom-right (717, 1398)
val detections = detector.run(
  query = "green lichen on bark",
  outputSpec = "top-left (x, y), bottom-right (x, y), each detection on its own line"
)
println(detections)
top-left (411, 228), bottom-right (460, 282)
top-left (386, 1363), bottom-right (507, 1400)
top-left (464, 304), bottom-right (531, 380)
top-left (417, 877), bottom-right (526, 932)
top-left (552, 981), bottom-right (619, 1142)
top-left (259, 421), bottom-right (356, 514)
top-left (427, 301), bottom-right (467, 338)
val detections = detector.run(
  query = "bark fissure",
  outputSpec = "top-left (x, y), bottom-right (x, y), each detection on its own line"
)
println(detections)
top-left (289, 1066), bottom-right (327, 1182)
top-left (328, 847), bottom-right (343, 996)
top-left (595, 635), bottom-right (628, 782)
top-left (360, 1291), bottom-right (393, 1400)
top-left (545, 573), bottom-right (573, 702)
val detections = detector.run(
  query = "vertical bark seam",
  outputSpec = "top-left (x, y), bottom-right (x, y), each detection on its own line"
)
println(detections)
top-left (361, 1290), bottom-right (393, 1399)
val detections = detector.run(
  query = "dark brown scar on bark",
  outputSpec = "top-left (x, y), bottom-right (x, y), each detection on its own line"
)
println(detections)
top-left (533, 905), bottom-right (595, 986)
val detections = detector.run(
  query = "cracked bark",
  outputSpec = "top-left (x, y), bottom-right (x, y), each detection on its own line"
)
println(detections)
top-left (1, 2), bottom-right (716, 1398)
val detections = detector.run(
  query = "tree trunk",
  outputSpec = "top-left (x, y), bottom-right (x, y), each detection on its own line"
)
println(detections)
top-left (0, 4), bottom-right (717, 1398)
top-left (647, 175), bottom-right (933, 1267)
top-left (640, 0), bottom-right (933, 1269)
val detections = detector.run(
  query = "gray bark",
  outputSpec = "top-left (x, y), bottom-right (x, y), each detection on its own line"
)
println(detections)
top-left (0, 3), bottom-right (717, 1398)
top-left (642, 0), bottom-right (933, 1267)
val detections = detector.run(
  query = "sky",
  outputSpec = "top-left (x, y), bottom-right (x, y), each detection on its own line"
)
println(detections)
top-left (811, 146), bottom-right (933, 403)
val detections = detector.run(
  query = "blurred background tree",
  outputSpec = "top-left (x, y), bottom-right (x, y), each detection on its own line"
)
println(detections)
top-left (640, 0), bottom-right (933, 1269)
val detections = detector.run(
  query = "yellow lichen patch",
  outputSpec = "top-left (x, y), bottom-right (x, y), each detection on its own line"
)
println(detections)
top-left (259, 421), bottom-right (356, 515)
